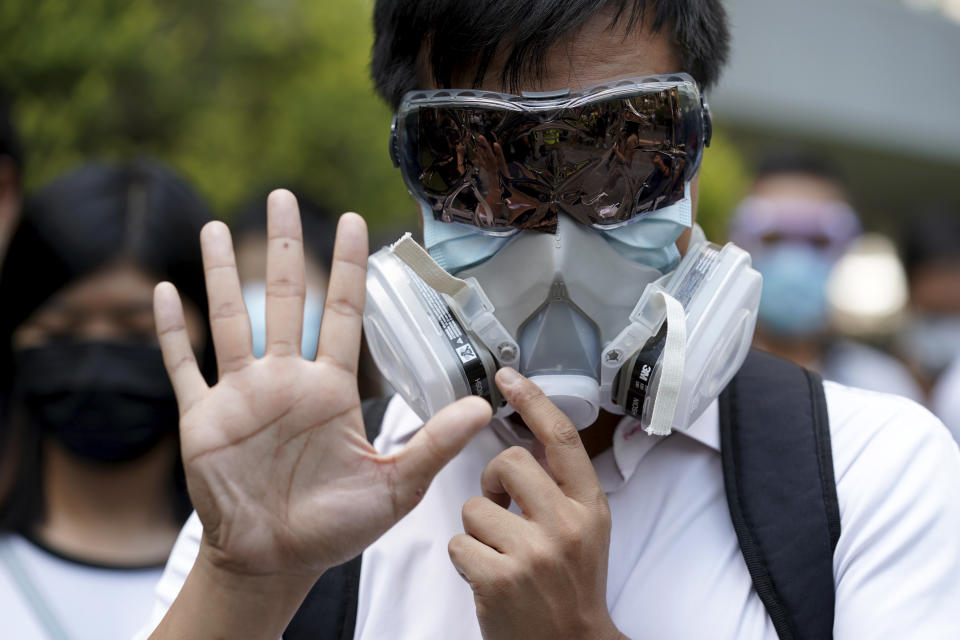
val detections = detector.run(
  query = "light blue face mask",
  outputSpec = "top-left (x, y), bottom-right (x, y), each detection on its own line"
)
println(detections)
top-left (900, 313), bottom-right (960, 375)
top-left (241, 281), bottom-right (325, 359)
top-left (421, 205), bottom-right (512, 274)
top-left (420, 182), bottom-right (692, 275)
top-left (753, 244), bottom-right (834, 338)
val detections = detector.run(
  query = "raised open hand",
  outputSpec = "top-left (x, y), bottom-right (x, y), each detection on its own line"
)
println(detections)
top-left (152, 190), bottom-right (492, 583)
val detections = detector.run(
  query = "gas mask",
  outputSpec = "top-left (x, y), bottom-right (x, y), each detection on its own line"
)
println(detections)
top-left (364, 219), bottom-right (761, 435)
top-left (364, 74), bottom-right (762, 435)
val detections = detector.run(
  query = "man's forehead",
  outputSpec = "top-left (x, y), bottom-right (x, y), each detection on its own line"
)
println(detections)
top-left (446, 7), bottom-right (680, 93)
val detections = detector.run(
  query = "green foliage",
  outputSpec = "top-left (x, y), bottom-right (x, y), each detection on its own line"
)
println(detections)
top-left (1, 0), bottom-right (751, 236)
top-left (696, 128), bottom-right (752, 242)
top-left (0, 0), bottom-right (415, 229)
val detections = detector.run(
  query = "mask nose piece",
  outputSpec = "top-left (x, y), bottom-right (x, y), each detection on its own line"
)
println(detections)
top-left (517, 298), bottom-right (602, 429)
top-left (526, 374), bottom-right (600, 429)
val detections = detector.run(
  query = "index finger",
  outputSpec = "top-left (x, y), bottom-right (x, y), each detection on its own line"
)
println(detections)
top-left (316, 212), bottom-right (368, 374)
top-left (494, 367), bottom-right (600, 502)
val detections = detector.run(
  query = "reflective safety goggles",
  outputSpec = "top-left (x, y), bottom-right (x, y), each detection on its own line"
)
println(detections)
top-left (390, 73), bottom-right (712, 234)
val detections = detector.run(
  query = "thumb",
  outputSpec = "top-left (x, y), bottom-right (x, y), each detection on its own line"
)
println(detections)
top-left (391, 396), bottom-right (492, 513)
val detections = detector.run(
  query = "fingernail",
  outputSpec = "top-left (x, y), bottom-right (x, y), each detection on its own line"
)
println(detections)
top-left (497, 367), bottom-right (521, 387)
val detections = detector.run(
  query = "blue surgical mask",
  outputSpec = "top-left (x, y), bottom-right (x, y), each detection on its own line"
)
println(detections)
top-left (241, 281), bottom-right (325, 358)
top-left (753, 244), bottom-right (833, 338)
top-left (421, 182), bottom-right (692, 275)
top-left (900, 313), bottom-right (960, 376)
top-left (421, 205), bottom-right (511, 275)
top-left (596, 183), bottom-right (692, 272)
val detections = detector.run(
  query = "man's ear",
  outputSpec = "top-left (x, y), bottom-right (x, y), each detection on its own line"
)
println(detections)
top-left (0, 156), bottom-right (22, 259)
top-left (675, 176), bottom-right (700, 256)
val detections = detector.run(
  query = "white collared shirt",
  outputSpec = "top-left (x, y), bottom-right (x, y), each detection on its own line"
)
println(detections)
top-left (139, 382), bottom-right (960, 639)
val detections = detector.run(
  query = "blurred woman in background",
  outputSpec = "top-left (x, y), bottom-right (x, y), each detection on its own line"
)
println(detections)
top-left (0, 159), bottom-right (214, 639)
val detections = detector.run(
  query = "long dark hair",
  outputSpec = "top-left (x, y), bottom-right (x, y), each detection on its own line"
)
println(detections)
top-left (0, 159), bottom-right (215, 532)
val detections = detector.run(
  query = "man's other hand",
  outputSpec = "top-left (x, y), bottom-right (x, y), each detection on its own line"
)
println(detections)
top-left (449, 368), bottom-right (628, 640)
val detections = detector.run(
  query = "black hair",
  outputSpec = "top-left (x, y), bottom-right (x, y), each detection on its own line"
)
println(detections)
top-left (371, 0), bottom-right (730, 109)
top-left (231, 190), bottom-right (338, 268)
top-left (899, 205), bottom-right (960, 278)
top-left (0, 88), bottom-right (23, 171)
top-left (0, 158), bottom-right (215, 532)
top-left (754, 148), bottom-right (846, 187)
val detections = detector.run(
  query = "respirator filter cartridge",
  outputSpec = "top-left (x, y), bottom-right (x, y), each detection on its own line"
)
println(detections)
top-left (364, 247), bottom-right (501, 422)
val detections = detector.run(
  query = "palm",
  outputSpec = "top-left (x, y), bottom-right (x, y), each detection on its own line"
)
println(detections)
top-left (180, 357), bottom-right (373, 575)
top-left (153, 191), bottom-right (490, 580)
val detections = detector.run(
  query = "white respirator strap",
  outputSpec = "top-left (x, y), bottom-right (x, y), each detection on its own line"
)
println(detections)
top-left (392, 233), bottom-right (471, 301)
top-left (390, 233), bottom-right (521, 371)
top-left (645, 291), bottom-right (687, 436)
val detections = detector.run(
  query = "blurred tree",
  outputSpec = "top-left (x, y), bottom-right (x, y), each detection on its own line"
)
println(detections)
top-left (0, 0), bottom-right (414, 228)
top-left (697, 129), bottom-right (752, 242)
top-left (0, 0), bottom-right (748, 236)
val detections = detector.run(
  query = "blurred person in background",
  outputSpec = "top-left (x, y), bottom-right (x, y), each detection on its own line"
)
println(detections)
top-left (898, 206), bottom-right (960, 441)
top-left (0, 160), bottom-right (214, 639)
top-left (0, 88), bottom-right (23, 272)
top-left (231, 191), bottom-right (383, 399)
top-left (729, 150), bottom-right (923, 401)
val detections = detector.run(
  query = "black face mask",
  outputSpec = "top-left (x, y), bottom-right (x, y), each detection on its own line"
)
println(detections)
top-left (14, 341), bottom-right (180, 464)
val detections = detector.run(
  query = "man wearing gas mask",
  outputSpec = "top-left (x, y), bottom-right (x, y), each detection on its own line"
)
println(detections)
top-left (141, 1), bottom-right (960, 639)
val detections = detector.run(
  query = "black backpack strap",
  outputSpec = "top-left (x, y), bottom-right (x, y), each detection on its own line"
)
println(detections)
top-left (283, 396), bottom-right (392, 640)
top-left (359, 396), bottom-right (391, 443)
top-left (719, 349), bottom-right (841, 640)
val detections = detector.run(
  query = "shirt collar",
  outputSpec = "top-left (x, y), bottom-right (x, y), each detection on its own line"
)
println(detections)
top-left (676, 398), bottom-right (721, 452)
top-left (381, 394), bottom-right (722, 485)
top-left (609, 398), bottom-right (721, 487)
